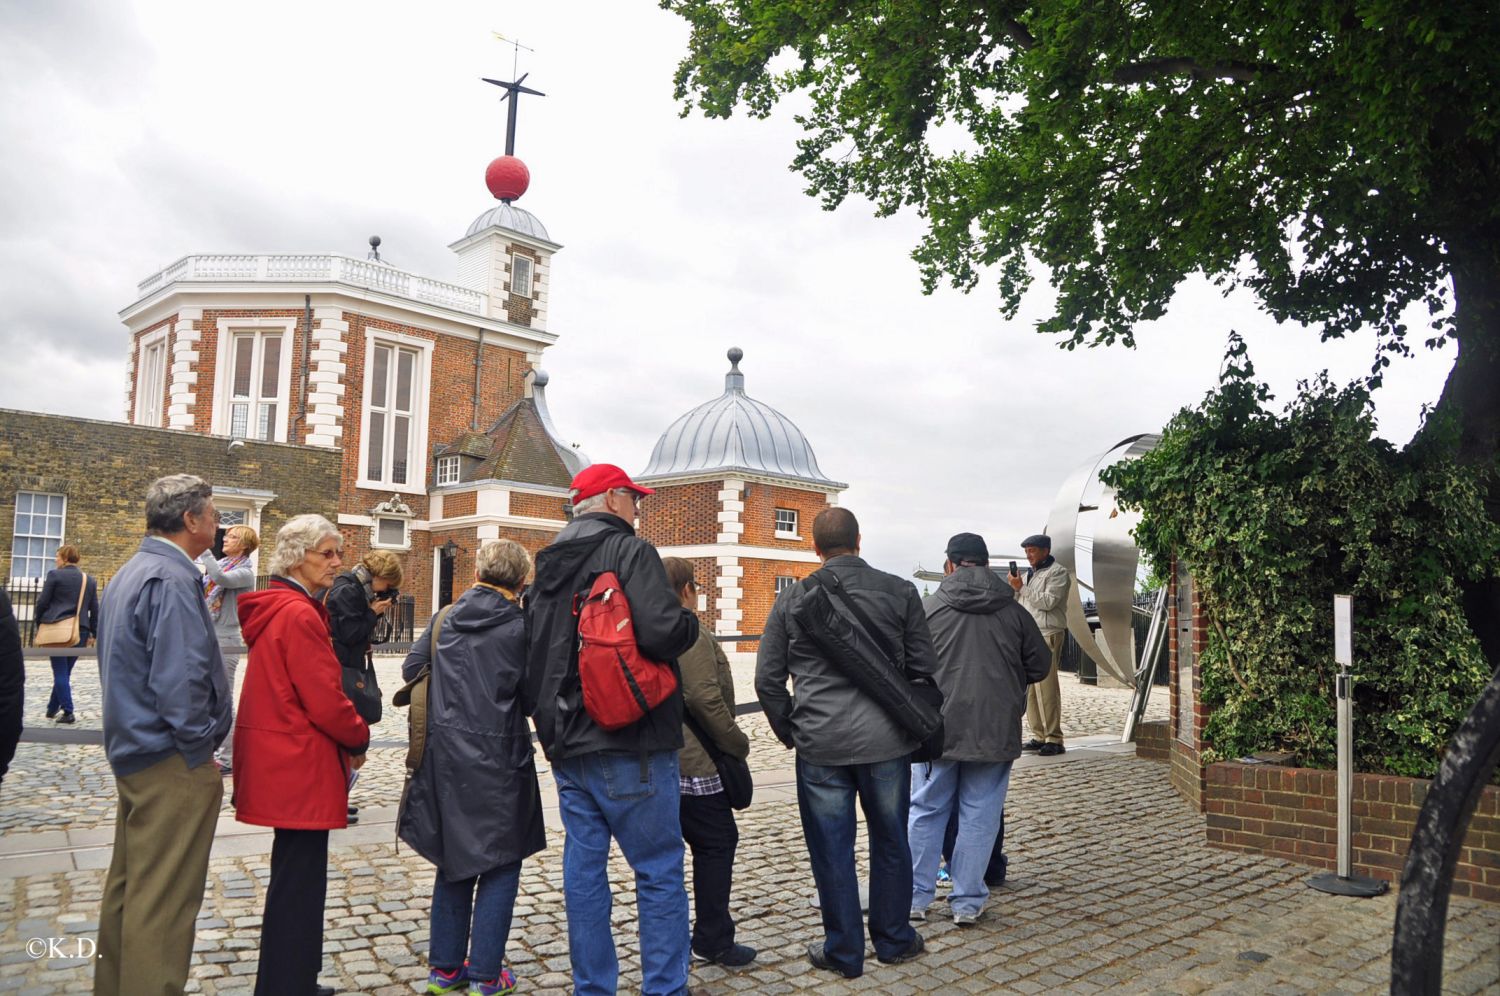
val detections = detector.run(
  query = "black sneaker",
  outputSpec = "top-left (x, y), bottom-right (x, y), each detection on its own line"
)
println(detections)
top-left (1038, 742), bottom-right (1066, 756)
top-left (806, 941), bottom-right (860, 978)
top-left (57, 712), bottom-right (76, 725)
top-left (1021, 739), bottom-right (1044, 752)
top-left (877, 932), bottom-right (925, 965)
top-left (46, 706), bottom-right (58, 719)
top-left (693, 943), bottom-right (756, 967)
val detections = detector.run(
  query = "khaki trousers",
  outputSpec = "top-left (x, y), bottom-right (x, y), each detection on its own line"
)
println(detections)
top-left (1025, 632), bottom-right (1066, 744)
top-left (94, 753), bottom-right (223, 996)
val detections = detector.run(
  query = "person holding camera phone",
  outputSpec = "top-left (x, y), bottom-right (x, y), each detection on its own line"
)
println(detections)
top-left (326, 549), bottom-right (404, 824)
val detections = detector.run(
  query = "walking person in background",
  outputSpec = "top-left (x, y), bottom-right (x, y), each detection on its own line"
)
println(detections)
top-left (399, 539), bottom-right (545, 996)
top-left (326, 549), bottom-right (402, 825)
top-left (662, 557), bottom-right (756, 969)
top-left (94, 475), bottom-right (231, 996)
top-left (908, 533), bottom-right (1049, 926)
top-left (199, 524), bottom-right (258, 776)
top-left (1010, 534), bottom-right (1073, 756)
top-left (233, 514), bottom-right (369, 996)
top-left (36, 544), bottom-right (98, 724)
top-left (0, 587), bottom-right (23, 798)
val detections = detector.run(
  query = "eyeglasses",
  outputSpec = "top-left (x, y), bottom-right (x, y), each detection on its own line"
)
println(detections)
top-left (612, 488), bottom-right (643, 507)
top-left (687, 580), bottom-right (700, 592)
top-left (312, 548), bottom-right (342, 560)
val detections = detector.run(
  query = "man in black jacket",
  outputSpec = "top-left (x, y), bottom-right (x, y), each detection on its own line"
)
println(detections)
top-left (756, 507), bottom-right (937, 979)
top-left (522, 463), bottom-right (699, 996)
top-left (0, 588), bottom-right (23, 796)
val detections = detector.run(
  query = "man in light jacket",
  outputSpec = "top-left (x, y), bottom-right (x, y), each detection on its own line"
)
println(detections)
top-left (1010, 533), bottom-right (1072, 755)
top-left (909, 533), bottom-right (1050, 925)
top-left (757, 507), bottom-right (937, 979)
top-left (94, 475), bottom-right (231, 996)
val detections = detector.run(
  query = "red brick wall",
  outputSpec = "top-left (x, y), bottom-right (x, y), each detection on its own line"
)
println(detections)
top-left (739, 558), bottom-right (816, 637)
top-left (512, 492), bottom-right (566, 520)
top-left (195, 310), bottom-right (311, 437)
top-left (1205, 762), bottom-right (1500, 903)
top-left (1168, 561), bottom-right (1211, 810)
top-left (740, 484), bottom-right (828, 548)
top-left (444, 491), bottom-right (477, 518)
top-left (639, 481), bottom-right (721, 547)
top-left (1135, 718), bottom-right (1170, 762)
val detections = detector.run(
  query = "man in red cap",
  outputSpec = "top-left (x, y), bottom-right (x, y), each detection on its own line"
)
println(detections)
top-left (522, 463), bottom-right (701, 996)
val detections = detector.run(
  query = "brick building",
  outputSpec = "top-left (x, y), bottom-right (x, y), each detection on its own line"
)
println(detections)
top-left (117, 188), bottom-right (575, 616)
top-left (0, 409), bottom-right (340, 593)
top-left (637, 349), bottom-right (846, 648)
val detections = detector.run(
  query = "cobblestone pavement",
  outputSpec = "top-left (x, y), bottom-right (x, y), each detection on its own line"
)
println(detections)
top-left (5, 660), bottom-right (1496, 994)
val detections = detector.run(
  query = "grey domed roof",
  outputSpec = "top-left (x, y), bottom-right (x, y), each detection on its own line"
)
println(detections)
top-left (464, 202), bottom-right (552, 242)
top-left (640, 349), bottom-right (843, 487)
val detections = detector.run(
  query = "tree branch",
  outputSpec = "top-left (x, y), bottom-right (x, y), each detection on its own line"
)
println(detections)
top-left (1112, 56), bottom-right (1277, 85)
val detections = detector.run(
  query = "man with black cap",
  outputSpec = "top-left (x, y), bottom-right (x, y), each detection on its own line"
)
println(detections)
top-left (1010, 533), bottom-right (1073, 755)
top-left (522, 463), bottom-right (701, 996)
top-left (909, 533), bottom-right (1050, 925)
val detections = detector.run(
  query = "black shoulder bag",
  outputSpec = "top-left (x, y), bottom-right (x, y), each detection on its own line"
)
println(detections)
top-left (682, 710), bottom-right (754, 810)
top-left (797, 570), bottom-right (945, 763)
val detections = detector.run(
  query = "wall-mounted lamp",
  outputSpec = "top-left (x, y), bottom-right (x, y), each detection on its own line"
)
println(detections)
top-left (440, 538), bottom-right (461, 560)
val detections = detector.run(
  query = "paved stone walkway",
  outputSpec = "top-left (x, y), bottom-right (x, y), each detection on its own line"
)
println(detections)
top-left (3, 662), bottom-right (1496, 994)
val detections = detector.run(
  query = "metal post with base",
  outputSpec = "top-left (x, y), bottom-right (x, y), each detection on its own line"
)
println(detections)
top-left (1308, 594), bottom-right (1389, 898)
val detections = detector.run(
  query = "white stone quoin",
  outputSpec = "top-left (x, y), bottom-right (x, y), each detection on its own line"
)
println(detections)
top-left (165, 308), bottom-right (203, 431)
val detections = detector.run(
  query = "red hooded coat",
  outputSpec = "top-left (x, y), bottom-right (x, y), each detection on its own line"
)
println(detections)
top-left (232, 579), bottom-right (369, 829)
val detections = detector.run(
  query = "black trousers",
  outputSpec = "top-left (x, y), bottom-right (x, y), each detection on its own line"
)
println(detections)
top-left (255, 828), bottom-right (330, 996)
top-left (943, 807), bottom-right (1007, 884)
top-left (680, 790), bottom-right (739, 956)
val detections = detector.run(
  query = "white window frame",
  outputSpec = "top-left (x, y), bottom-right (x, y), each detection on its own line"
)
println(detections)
top-left (211, 317), bottom-right (296, 442)
top-left (371, 515), bottom-right (411, 551)
top-left (775, 575), bottom-right (796, 595)
top-left (211, 496), bottom-right (267, 574)
top-left (134, 328), bottom-right (169, 428)
top-left (510, 253), bottom-right (534, 298)
top-left (10, 492), bottom-right (66, 581)
top-left (774, 508), bottom-right (800, 539)
top-left (356, 330), bottom-right (433, 496)
top-left (436, 455), bottom-right (461, 486)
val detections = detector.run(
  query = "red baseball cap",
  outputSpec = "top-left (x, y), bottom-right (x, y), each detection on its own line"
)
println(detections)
top-left (569, 464), bottom-right (655, 503)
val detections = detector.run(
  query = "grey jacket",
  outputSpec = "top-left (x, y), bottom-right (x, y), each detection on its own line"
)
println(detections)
top-left (680, 628), bottom-right (749, 778)
top-left (198, 551), bottom-right (255, 639)
top-left (98, 538), bottom-right (231, 776)
top-left (398, 584), bottom-right (545, 880)
top-left (923, 567), bottom-right (1052, 762)
top-left (756, 555), bottom-right (939, 767)
top-left (1016, 558), bottom-right (1071, 637)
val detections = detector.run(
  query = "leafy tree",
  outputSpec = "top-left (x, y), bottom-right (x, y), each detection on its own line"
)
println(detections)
top-left (664, 0), bottom-right (1500, 665)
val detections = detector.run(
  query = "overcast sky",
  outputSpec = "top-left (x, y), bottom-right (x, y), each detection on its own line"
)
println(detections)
top-left (0, 1), bottom-right (1457, 580)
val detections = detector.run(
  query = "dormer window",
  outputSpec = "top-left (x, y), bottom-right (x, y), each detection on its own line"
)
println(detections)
top-left (436, 455), bottom-right (461, 486)
top-left (510, 253), bottom-right (533, 298)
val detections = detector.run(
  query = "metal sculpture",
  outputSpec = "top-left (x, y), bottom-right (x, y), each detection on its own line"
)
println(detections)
top-left (1047, 434), bottom-right (1160, 687)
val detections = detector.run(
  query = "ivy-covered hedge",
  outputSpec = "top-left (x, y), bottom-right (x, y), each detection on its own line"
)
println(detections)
top-left (1103, 339), bottom-right (1498, 777)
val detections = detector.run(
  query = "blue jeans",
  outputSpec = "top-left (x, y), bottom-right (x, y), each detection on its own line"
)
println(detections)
top-left (429, 861), bottom-right (522, 982)
top-left (47, 637), bottom-right (83, 714)
top-left (796, 755), bottom-right (917, 976)
top-left (909, 759), bottom-right (1012, 917)
top-left (553, 750), bottom-right (690, 996)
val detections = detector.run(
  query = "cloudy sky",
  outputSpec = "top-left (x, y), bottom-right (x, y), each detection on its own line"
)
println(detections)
top-left (0, 1), bottom-right (1457, 580)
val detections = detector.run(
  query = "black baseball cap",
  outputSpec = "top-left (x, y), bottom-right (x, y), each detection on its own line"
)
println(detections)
top-left (946, 532), bottom-right (989, 563)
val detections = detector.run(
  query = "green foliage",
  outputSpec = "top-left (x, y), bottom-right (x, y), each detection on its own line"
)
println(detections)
top-left (664, 1), bottom-right (1500, 374)
top-left (1103, 337), bottom-right (1499, 776)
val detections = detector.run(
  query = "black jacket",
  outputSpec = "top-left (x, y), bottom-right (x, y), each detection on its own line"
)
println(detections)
top-left (0, 588), bottom-right (23, 788)
top-left (325, 570), bottom-right (378, 672)
top-left (36, 565), bottom-right (99, 639)
top-left (522, 513), bottom-right (698, 762)
top-left (756, 555), bottom-right (940, 766)
top-left (923, 566), bottom-right (1051, 762)
top-left (398, 584), bottom-right (545, 880)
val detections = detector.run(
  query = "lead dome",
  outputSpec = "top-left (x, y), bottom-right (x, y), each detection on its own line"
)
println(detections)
top-left (640, 348), bottom-right (842, 486)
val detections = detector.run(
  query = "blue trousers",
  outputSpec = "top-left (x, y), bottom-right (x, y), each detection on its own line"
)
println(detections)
top-left (429, 861), bottom-right (522, 982)
top-left (47, 638), bottom-right (84, 714)
top-left (909, 760), bottom-right (1013, 917)
top-left (553, 750), bottom-right (690, 996)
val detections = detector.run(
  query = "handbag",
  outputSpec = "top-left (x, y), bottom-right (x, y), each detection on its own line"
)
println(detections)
top-left (683, 710), bottom-right (753, 811)
top-left (35, 573), bottom-right (87, 649)
top-left (800, 569), bottom-right (946, 763)
top-left (343, 652), bottom-right (383, 725)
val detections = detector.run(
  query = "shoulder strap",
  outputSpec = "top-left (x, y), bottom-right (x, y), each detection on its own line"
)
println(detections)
top-left (683, 708), bottom-right (727, 763)
top-left (73, 573), bottom-right (88, 617)
top-left (806, 568), bottom-right (901, 667)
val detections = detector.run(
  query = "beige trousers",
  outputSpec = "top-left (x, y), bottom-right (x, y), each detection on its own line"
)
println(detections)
top-left (1025, 632), bottom-right (1066, 744)
top-left (94, 753), bottom-right (223, 996)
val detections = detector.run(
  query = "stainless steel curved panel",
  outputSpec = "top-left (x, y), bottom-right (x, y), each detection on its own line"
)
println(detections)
top-left (1093, 434), bottom-right (1160, 684)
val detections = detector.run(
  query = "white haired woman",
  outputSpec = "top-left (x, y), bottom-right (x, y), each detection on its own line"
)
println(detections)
top-left (233, 514), bottom-right (370, 996)
top-left (399, 539), bottom-right (545, 996)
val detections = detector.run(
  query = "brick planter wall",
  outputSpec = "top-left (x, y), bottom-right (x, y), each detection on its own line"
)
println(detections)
top-left (1204, 762), bottom-right (1500, 902)
top-left (1134, 719), bottom-right (1170, 762)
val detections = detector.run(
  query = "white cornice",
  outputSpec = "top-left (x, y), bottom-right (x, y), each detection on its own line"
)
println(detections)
top-left (638, 469), bottom-right (846, 494)
top-left (655, 543), bottom-right (820, 564)
top-left (447, 227), bottom-right (562, 255)
top-left (425, 512), bottom-right (566, 532)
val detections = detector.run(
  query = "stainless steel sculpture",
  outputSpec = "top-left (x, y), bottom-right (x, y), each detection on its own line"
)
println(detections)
top-left (1046, 434), bottom-right (1160, 687)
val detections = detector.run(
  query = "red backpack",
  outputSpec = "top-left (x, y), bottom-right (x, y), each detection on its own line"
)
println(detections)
top-left (574, 571), bottom-right (678, 730)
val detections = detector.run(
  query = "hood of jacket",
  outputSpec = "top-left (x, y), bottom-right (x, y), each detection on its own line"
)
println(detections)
top-left (532, 513), bottom-right (630, 596)
top-left (237, 580), bottom-right (325, 646)
top-left (443, 584), bottom-right (521, 633)
top-left (933, 565), bottom-right (1015, 614)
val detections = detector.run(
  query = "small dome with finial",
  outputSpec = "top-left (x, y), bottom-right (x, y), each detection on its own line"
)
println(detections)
top-left (640, 348), bottom-right (841, 486)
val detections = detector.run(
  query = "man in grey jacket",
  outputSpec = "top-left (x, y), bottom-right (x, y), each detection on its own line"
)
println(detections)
top-left (1011, 533), bottom-right (1072, 755)
top-left (910, 533), bottom-right (1050, 925)
top-left (757, 507), bottom-right (937, 979)
top-left (94, 475), bottom-right (232, 996)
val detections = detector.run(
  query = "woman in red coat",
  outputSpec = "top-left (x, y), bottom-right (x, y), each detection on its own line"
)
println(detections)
top-left (234, 514), bottom-right (369, 996)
